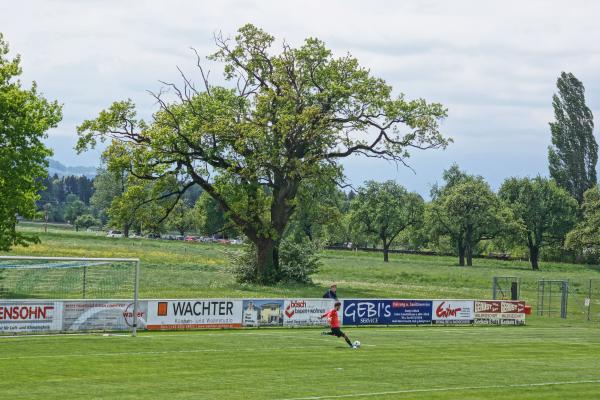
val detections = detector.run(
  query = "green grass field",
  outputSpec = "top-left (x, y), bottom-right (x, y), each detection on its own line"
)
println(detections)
top-left (3, 227), bottom-right (600, 320)
top-left (1, 325), bottom-right (599, 399)
top-left (2, 226), bottom-right (600, 398)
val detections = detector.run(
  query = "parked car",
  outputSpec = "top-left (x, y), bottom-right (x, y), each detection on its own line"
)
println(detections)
top-left (146, 233), bottom-right (161, 239)
top-left (129, 233), bottom-right (142, 239)
top-left (175, 235), bottom-right (184, 241)
top-left (106, 230), bottom-right (123, 238)
top-left (184, 236), bottom-right (198, 242)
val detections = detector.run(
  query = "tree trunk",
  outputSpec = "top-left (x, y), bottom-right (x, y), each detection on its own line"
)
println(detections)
top-left (123, 223), bottom-right (130, 238)
top-left (255, 238), bottom-right (280, 284)
top-left (458, 245), bottom-right (465, 266)
top-left (303, 223), bottom-right (313, 241)
top-left (465, 225), bottom-right (473, 266)
top-left (530, 245), bottom-right (540, 271)
top-left (383, 244), bottom-right (390, 262)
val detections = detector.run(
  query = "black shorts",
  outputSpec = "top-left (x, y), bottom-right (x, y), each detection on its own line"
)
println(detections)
top-left (331, 327), bottom-right (344, 337)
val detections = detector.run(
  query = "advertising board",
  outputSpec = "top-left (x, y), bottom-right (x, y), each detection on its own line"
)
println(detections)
top-left (0, 301), bottom-right (62, 333)
top-left (62, 301), bottom-right (147, 331)
top-left (0, 298), bottom-right (525, 333)
top-left (283, 299), bottom-right (336, 327)
top-left (242, 299), bottom-right (284, 327)
top-left (343, 299), bottom-right (432, 325)
top-left (146, 299), bottom-right (242, 330)
top-left (474, 300), bottom-right (525, 325)
top-left (431, 300), bottom-right (474, 324)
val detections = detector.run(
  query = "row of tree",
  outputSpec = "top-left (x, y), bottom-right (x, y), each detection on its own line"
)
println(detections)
top-left (343, 169), bottom-right (577, 270)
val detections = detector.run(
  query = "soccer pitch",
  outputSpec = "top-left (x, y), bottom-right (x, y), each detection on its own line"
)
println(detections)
top-left (1, 325), bottom-right (599, 400)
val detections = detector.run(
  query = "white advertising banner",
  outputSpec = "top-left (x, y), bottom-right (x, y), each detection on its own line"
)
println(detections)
top-left (283, 299), bottom-right (337, 327)
top-left (431, 300), bottom-right (474, 324)
top-left (0, 301), bottom-right (63, 333)
top-left (146, 299), bottom-right (242, 330)
top-left (62, 301), bottom-right (147, 331)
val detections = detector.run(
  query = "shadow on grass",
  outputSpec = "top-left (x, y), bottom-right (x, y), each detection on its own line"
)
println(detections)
top-left (0, 291), bottom-right (39, 299)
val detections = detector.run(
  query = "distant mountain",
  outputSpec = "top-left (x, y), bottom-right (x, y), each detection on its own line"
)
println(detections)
top-left (47, 159), bottom-right (98, 178)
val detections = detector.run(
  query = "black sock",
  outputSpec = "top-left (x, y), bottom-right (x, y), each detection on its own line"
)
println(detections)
top-left (344, 337), bottom-right (353, 347)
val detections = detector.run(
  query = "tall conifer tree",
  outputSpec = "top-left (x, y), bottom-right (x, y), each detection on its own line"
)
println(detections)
top-left (548, 72), bottom-right (597, 204)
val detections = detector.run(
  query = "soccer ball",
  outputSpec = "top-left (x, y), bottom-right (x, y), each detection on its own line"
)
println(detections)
top-left (353, 340), bottom-right (361, 348)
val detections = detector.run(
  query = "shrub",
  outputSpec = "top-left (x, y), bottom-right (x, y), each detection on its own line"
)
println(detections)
top-left (231, 238), bottom-right (321, 284)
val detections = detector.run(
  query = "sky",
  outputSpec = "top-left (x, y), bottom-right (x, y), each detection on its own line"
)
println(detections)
top-left (2, 0), bottom-right (600, 196)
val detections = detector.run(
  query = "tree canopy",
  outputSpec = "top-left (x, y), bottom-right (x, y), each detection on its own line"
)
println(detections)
top-left (499, 176), bottom-right (578, 270)
top-left (427, 167), bottom-right (509, 266)
top-left (76, 24), bottom-right (449, 283)
top-left (566, 186), bottom-right (600, 255)
top-left (0, 34), bottom-right (62, 251)
top-left (351, 180), bottom-right (424, 262)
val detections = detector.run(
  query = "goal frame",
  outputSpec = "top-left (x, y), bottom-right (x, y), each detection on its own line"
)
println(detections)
top-left (0, 255), bottom-right (141, 336)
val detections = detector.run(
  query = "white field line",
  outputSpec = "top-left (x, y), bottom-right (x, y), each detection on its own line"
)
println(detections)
top-left (0, 331), bottom-right (374, 346)
top-left (0, 343), bottom-right (344, 361)
top-left (0, 333), bottom-right (95, 340)
top-left (137, 328), bottom-right (599, 339)
top-left (0, 325), bottom-right (597, 341)
top-left (277, 380), bottom-right (600, 400)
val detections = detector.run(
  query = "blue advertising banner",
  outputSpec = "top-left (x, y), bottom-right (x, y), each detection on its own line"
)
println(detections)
top-left (343, 299), bottom-right (432, 325)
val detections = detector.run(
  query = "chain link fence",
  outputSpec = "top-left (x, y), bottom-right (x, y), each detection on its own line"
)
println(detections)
top-left (493, 276), bottom-right (600, 323)
top-left (568, 279), bottom-right (600, 322)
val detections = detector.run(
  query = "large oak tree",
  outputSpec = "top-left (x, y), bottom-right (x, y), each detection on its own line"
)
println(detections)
top-left (77, 25), bottom-right (448, 283)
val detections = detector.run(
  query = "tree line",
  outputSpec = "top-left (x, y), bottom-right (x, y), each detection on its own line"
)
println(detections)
top-left (36, 174), bottom-right (94, 227)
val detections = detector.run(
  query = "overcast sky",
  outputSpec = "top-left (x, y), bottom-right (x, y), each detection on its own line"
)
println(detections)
top-left (2, 0), bottom-right (599, 196)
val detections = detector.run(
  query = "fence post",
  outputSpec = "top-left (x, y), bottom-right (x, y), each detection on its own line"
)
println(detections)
top-left (561, 280), bottom-right (568, 319)
top-left (82, 265), bottom-right (87, 299)
top-left (588, 279), bottom-right (592, 322)
top-left (537, 280), bottom-right (543, 316)
top-left (132, 259), bottom-right (140, 337)
top-left (549, 281), bottom-right (552, 317)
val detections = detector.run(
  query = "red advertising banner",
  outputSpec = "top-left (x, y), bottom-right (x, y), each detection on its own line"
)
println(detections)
top-left (474, 300), bottom-right (525, 325)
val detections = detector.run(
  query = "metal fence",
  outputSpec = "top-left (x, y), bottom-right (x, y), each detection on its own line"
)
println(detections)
top-left (525, 278), bottom-right (600, 322)
top-left (568, 279), bottom-right (600, 322)
top-left (537, 280), bottom-right (568, 318)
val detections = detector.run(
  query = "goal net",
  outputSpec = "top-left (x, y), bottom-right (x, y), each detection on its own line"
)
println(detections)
top-left (0, 256), bottom-right (141, 336)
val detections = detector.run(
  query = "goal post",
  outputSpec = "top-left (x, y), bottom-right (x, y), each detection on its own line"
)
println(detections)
top-left (0, 256), bottom-right (140, 336)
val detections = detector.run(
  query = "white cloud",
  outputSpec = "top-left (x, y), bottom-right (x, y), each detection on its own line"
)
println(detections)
top-left (1, 0), bottom-right (599, 194)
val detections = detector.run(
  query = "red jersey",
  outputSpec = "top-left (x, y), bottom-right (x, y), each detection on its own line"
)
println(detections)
top-left (323, 308), bottom-right (340, 328)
